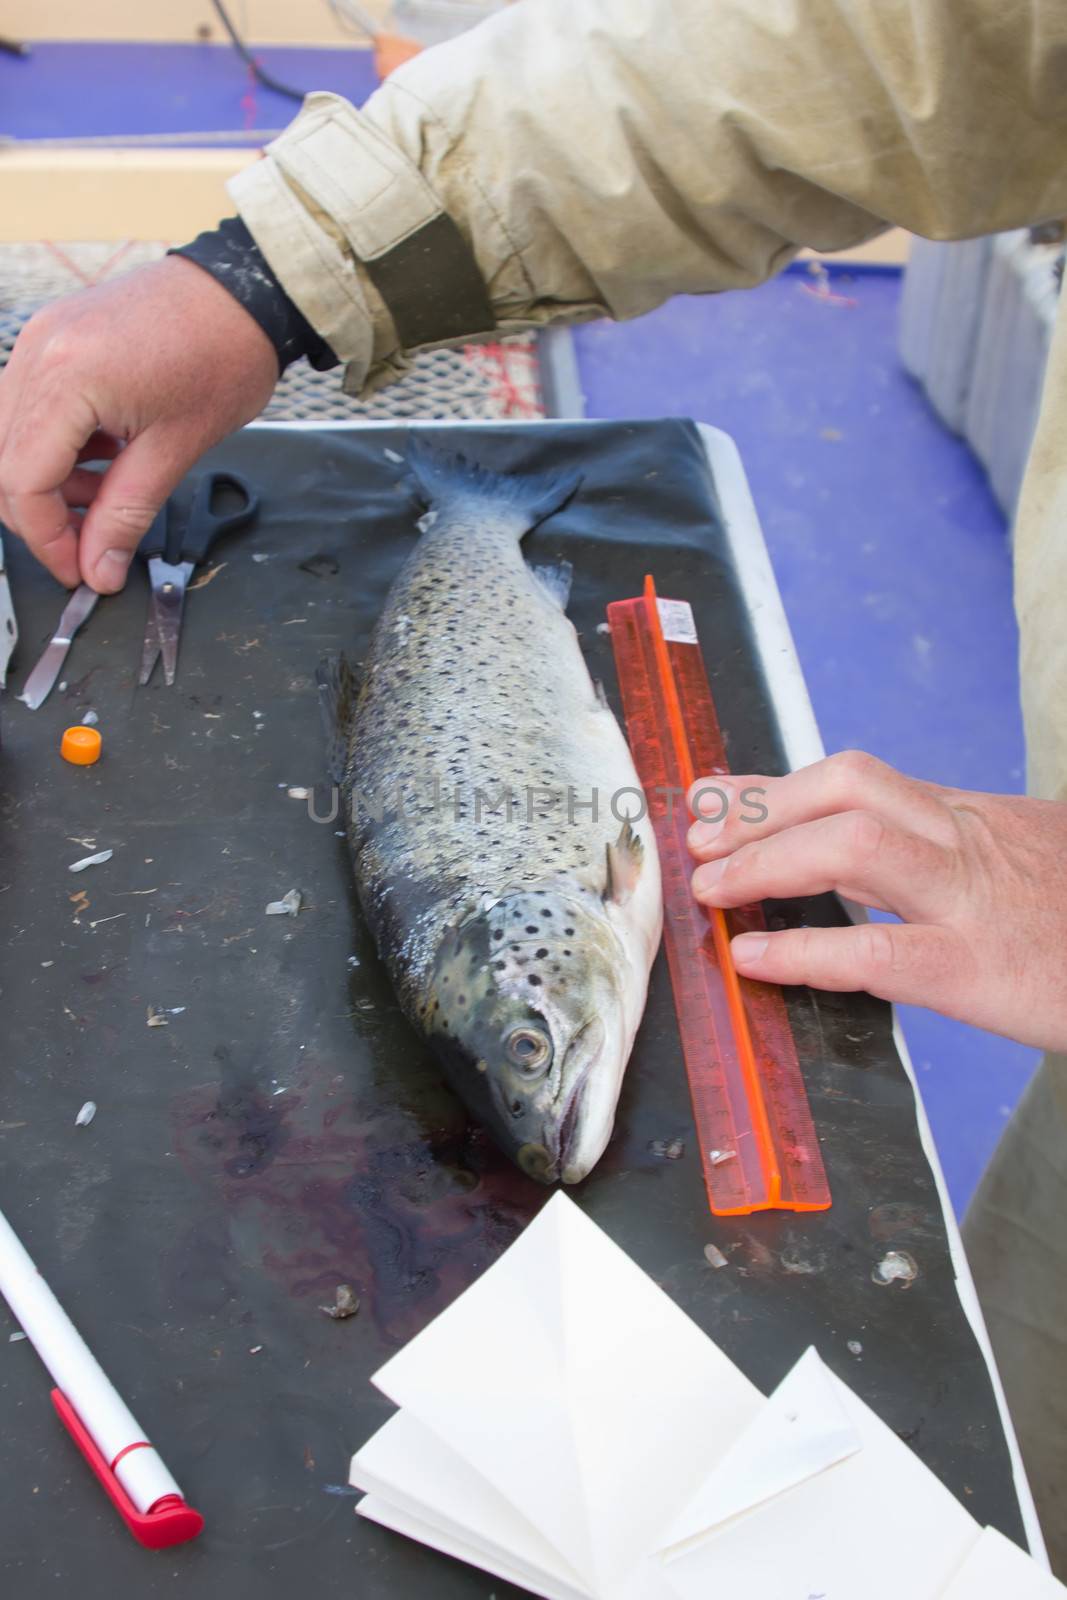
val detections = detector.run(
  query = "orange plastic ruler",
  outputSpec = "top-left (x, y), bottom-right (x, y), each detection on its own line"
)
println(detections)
top-left (608, 576), bottom-right (831, 1215)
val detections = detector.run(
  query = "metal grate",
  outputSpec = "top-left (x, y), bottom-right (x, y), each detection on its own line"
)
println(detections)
top-left (0, 241), bottom-right (546, 423)
top-left (264, 336), bottom-right (544, 422)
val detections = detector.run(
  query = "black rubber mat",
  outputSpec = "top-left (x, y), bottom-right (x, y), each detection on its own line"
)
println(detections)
top-left (0, 419), bottom-right (1024, 1597)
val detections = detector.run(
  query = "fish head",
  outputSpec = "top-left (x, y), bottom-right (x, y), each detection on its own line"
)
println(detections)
top-left (424, 887), bottom-right (640, 1186)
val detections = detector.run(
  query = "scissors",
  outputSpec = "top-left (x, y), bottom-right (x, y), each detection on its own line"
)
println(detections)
top-left (139, 470), bottom-right (259, 688)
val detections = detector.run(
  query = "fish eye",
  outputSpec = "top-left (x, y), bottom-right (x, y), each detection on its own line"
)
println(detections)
top-left (505, 1027), bottom-right (552, 1078)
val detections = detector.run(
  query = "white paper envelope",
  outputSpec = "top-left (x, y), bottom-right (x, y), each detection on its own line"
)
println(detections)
top-left (939, 1527), bottom-right (1066, 1598)
top-left (349, 1195), bottom-right (1057, 1600)
top-left (355, 1194), bottom-right (764, 1594)
top-left (357, 1491), bottom-right (587, 1600)
top-left (351, 1197), bottom-right (879, 1599)
top-left (353, 1405), bottom-right (589, 1599)
top-left (658, 1345), bottom-right (861, 1555)
top-left (661, 1362), bottom-right (981, 1600)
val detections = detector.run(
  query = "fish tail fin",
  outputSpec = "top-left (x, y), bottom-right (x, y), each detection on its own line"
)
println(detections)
top-left (317, 652), bottom-right (358, 785)
top-left (406, 436), bottom-right (582, 535)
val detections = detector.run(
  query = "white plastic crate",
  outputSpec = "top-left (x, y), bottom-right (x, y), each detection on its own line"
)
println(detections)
top-left (900, 231), bottom-right (1062, 524)
top-left (899, 235), bottom-right (991, 435)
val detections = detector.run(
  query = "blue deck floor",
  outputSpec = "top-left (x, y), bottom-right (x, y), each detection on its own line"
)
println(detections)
top-left (3, 40), bottom-right (1038, 1213)
top-left (0, 42), bottom-right (377, 141)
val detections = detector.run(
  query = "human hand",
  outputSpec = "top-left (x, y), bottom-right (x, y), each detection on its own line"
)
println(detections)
top-left (687, 750), bottom-right (1067, 1051)
top-left (0, 256), bottom-right (278, 592)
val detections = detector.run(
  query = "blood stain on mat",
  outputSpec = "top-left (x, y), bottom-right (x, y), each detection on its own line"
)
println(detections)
top-left (169, 1060), bottom-right (542, 1344)
top-left (186, 1047), bottom-right (296, 1180)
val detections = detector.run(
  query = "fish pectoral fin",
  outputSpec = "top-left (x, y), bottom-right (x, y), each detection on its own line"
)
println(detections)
top-left (604, 816), bottom-right (645, 905)
top-left (316, 652), bottom-right (359, 785)
top-left (530, 560), bottom-right (574, 611)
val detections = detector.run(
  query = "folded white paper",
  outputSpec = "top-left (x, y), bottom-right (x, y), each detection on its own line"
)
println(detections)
top-left (661, 1370), bottom-right (978, 1600)
top-left (358, 1193), bottom-right (767, 1597)
top-left (940, 1527), bottom-right (1067, 1599)
top-left (659, 1344), bottom-right (859, 1555)
top-left (349, 1193), bottom-right (1061, 1600)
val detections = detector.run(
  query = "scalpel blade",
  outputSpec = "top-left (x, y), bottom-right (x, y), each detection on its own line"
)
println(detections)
top-left (0, 537), bottom-right (15, 691)
top-left (18, 584), bottom-right (99, 710)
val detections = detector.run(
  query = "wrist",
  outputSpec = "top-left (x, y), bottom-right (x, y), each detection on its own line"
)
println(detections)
top-left (169, 218), bottom-right (339, 375)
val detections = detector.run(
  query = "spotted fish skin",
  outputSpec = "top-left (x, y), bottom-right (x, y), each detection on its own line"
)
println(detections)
top-left (320, 443), bottom-right (662, 1183)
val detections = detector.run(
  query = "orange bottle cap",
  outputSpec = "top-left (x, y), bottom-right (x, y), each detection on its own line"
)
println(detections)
top-left (61, 726), bottom-right (102, 766)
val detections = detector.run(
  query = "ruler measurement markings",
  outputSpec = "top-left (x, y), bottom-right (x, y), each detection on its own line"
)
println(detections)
top-left (608, 580), bottom-right (831, 1216)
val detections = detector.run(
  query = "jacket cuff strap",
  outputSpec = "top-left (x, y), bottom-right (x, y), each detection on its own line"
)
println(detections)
top-left (361, 209), bottom-right (495, 348)
top-left (228, 93), bottom-right (494, 387)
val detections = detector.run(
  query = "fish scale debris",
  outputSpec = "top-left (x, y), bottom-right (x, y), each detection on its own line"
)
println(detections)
top-left (68, 850), bottom-right (112, 873)
top-left (319, 1285), bottom-right (360, 1320)
top-left (266, 888), bottom-right (302, 917)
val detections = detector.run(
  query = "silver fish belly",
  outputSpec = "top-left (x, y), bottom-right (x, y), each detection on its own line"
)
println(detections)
top-left (319, 444), bottom-right (662, 1183)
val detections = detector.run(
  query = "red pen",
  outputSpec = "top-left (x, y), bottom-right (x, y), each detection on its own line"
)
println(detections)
top-left (0, 1204), bottom-right (204, 1549)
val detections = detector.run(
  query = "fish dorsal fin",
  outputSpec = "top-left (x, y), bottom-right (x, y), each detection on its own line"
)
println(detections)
top-left (605, 816), bottom-right (645, 905)
top-left (530, 560), bottom-right (574, 610)
top-left (316, 652), bottom-right (359, 785)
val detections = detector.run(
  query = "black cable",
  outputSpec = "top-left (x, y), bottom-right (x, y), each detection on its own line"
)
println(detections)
top-left (210, 0), bottom-right (308, 102)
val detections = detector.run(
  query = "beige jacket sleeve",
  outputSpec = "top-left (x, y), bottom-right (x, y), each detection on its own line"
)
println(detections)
top-left (229, 0), bottom-right (1067, 394)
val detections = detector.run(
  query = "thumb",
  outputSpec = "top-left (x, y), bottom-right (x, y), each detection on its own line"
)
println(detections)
top-left (77, 429), bottom-right (193, 593)
top-left (730, 920), bottom-right (975, 1011)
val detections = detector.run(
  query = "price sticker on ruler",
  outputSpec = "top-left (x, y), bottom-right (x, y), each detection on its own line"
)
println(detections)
top-left (656, 598), bottom-right (698, 644)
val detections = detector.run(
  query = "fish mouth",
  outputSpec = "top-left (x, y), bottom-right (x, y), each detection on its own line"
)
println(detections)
top-left (554, 1013), bottom-right (611, 1184)
top-left (556, 1076), bottom-right (588, 1181)
top-left (515, 1074), bottom-right (589, 1187)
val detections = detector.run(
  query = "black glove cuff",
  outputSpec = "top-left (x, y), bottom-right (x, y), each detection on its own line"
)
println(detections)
top-left (170, 217), bottom-right (340, 374)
